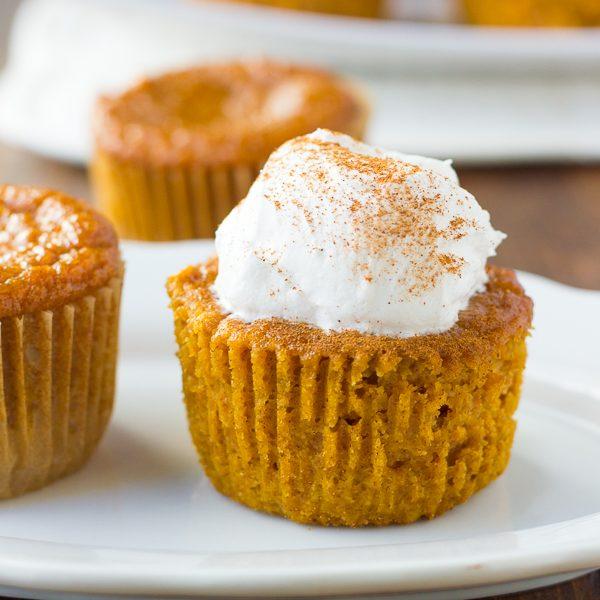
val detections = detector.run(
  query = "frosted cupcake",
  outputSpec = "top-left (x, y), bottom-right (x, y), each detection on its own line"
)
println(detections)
top-left (0, 185), bottom-right (123, 498)
top-left (92, 60), bottom-right (368, 241)
top-left (168, 130), bottom-right (532, 526)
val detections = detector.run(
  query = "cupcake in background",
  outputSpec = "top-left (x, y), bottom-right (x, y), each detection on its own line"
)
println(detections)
top-left (167, 130), bottom-right (533, 527)
top-left (215, 0), bottom-right (381, 18)
top-left (0, 185), bottom-right (123, 498)
top-left (92, 59), bottom-right (368, 241)
top-left (463, 0), bottom-right (600, 27)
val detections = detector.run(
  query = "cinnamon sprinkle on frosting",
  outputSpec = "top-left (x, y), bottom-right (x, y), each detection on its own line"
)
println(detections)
top-left (213, 129), bottom-right (506, 337)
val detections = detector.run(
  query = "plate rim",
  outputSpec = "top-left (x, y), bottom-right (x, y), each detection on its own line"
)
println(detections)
top-left (0, 376), bottom-right (597, 597)
top-left (3, 0), bottom-right (600, 166)
top-left (191, 0), bottom-right (600, 49)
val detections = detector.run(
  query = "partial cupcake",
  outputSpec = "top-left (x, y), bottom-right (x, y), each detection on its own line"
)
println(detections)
top-left (0, 185), bottom-right (123, 498)
top-left (167, 130), bottom-right (533, 527)
top-left (92, 60), bottom-right (368, 241)
top-left (463, 0), bottom-right (600, 27)
top-left (215, 0), bottom-right (381, 18)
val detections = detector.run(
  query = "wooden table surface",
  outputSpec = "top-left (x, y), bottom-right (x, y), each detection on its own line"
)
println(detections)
top-left (0, 143), bottom-right (598, 600)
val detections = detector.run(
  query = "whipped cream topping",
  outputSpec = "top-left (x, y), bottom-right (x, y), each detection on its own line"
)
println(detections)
top-left (214, 130), bottom-right (505, 337)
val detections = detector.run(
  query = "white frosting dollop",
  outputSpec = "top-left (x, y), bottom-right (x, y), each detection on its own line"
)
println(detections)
top-left (214, 130), bottom-right (505, 337)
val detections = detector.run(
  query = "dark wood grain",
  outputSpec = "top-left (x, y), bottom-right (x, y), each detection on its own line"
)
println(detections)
top-left (0, 142), bottom-right (599, 599)
top-left (495, 570), bottom-right (599, 599)
top-left (0, 143), bottom-right (90, 200)
top-left (460, 165), bottom-right (600, 290)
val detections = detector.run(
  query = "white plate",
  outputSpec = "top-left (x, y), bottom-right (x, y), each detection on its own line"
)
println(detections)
top-left (2, 0), bottom-right (600, 164)
top-left (0, 241), bottom-right (598, 600)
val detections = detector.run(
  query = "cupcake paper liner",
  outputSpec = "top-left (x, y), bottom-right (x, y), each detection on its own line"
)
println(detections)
top-left (0, 276), bottom-right (122, 498)
top-left (172, 305), bottom-right (528, 527)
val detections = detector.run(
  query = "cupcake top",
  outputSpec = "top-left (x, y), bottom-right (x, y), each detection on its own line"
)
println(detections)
top-left (170, 259), bottom-right (531, 370)
top-left (0, 185), bottom-right (121, 318)
top-left (94, 60), bottom-right (366, 166)
top-left (213, 130), bottom-right (506, 338)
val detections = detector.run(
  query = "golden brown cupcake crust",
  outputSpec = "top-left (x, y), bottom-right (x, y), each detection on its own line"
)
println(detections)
top-left (168, 258), bottom-right (533, 370)
top-left (94, 60), bottom-right (368, 167)
top-left (0, 185), bottom-right (121, 318)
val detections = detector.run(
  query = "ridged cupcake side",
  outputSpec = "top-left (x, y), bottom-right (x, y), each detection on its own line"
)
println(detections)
top-left (168, 260), bottom-right (531, 526)
top-left (92, 155), bottom-right (263, 240)
top-left (0, 275), bottom-right (122, 498)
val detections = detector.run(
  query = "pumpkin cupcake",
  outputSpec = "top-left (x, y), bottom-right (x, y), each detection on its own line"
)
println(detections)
top-left (92, 60), bottom-right (368, 241)
top-left (463, 0), bottom-right (600, 27)
top-left (0, 185), bottom-right (123, 498)
top-left (216, 0), bottom-right (381, 18)
top-left (168, 130), bottom-right (533, 527)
